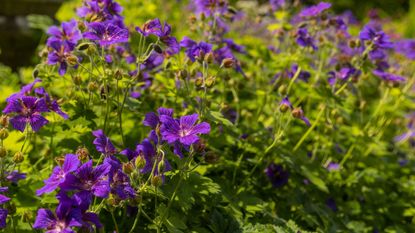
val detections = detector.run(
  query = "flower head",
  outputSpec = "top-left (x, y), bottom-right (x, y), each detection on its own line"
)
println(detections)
top-left (160, 113), bottom-right (210, 146)
top-left (47, 19), bottom-right (82, 50)
top-left (92, 129), bottom-right (117, 156)
top-left (83, 21), bottom-right (129, 46)
top-left (296, 28), bottom-right (317, 50)
top-left (265, 163), bottom-right (289, 188)
top-left (299, 2), bottom-right (331, 18)
top-left (37, 154), bottom-right (80, 196)
top-left (180, 37), bottom-right (213, 62)
top-left (3, 96), bottom-right (49, 132)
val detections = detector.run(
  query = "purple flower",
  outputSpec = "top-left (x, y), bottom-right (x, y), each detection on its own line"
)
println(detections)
top-left (35, 87), bottom-right (69, 119)
top-left (327, 162), bottom-right (340, 171)
top-left (33, 204), bottom-right (82, 233)
top-left (143, 107), bottom-right (174, 129)
top-left (47, 41), bottom-right (74, 76)
top-left (83, 21), bottom-right (129, 46)
top-left (328, 67), bottom-right (360, 85)
top-left (270, 0), bottom-right (286, 11)
top-left (180, 37), bottom-right (213, 62)
top-left (192, 0), bottom-right (228, 17)
top-left (3, 96), bottom-right (49, 132)
top-left (359, 25), bottom-right (393, 49)
top-left (264, 163), bottom-right (289, 188)
top-left (395, 39), bottom-right (415, 60)
top-left (77, 0), bottom-right (123, 22)
top-left (326, 198), bottom-right (338, 211)
top-left (299, 2), bottom-right (331, 18)
top-left (61, 160), bottom-right (111, 198)
top-left (136, 18), bottom-right (180, 54)
top-left (372, 70), bottom-right (406, 83)
top-left (292, 107), bottom-right (311, 126)
top-left (296, 28), bottom-right (317, 50)
top-left (223, 39), bottom-right (246, 54)
top-left (140, 52), bottom-right (164, 71)
top-left (160, 113), bottom-right (210, 146)
top-left (5, 170), bottom-right (26, 184)
top-left (0, 209), bottom-right (7, 229)
top-left (92, 129), bottom-right (117, 156)
top-left (279, 97), bottom-right (293, 112)
top-left (288, 64), bottom-right (311, 82)
top-left (37, 154), bottom-right (80, 196)
top-left (47, 19), bottom-right (82, 50)
top-left (6, 78), bottom-right (41, 102)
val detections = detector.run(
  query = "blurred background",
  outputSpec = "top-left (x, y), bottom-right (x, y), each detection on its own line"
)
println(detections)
top-left (0, 0), bottom-right (413, 70)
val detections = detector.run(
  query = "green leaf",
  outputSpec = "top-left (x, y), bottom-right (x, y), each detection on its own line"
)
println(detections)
top-left (301, 166), bottom-right (329, 193)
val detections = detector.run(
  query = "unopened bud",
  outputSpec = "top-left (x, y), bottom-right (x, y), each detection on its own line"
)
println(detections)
top-left (22, 210), bottom-right (33, 223)
top-left (221, 58), bottom-right (235, 68)
top-left (114, 69), bottom-right (123, 80)
top-left (0, 115), bottom-right (9, 128)
top-left (13, 152), bottom-right (24, 164)
top-left (188, 15), bottom-right (197, 24)
top-left (151, 175), bottom-right (163, 187)
top-left (204, 151), bottom-right (219, 164)
top-left (279, 104), bottom-right (290, 113)
top-left (55, 156), bottom-right (65, 166)
top-left (32, 69), bottom-right (39, 79)
top-left (153, 44), bottom-right (163, 54)
top-left (0, 128), bottom-right (9, 140)
top-left (72, 75), bottom-right (82, 85)
top-left (205, 52), bottom-right (214, 64)
top-left (0, 147), bottom-right (7, 158)
top-left (197, 50), bottom-right (206, 63)
top-left (292, 108), bottom-right (305, 119)
top-left (66, 55), bottom-right (78, 66)
top-left (123, 162), bottom-right (134, 174)
top-left (205, 76), bottom-right (215, 87)
top-left (278, 85), bottom-right (287, 95)
top-left (77, 42), bottom-right (90, 51)
top-left (195, 77), bottom-right (203, 87)
top-left (76, 147), bottom-right (89, 160)
top-left (178, 70), bottom-right (188, 80)
top-left (87, 81), bottom-right (98, 92)
top-left (134, 156), bottom-right (146, 169)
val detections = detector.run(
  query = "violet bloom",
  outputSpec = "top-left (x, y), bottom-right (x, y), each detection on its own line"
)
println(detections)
top-left (35, 87), bottom-right (69, 119)
top-left (160, 113), bottom-right (210, 146)
top-left (47, 41), bottom-right (74, 76)
top-left (103, 156), bottom-right (135, 200)
top-left (279, 97), bottom-right (293, 112)
top-left (143, 107), bottom-right (174, 129)
top-left (3, 96), bottom-right (49, 132)
top-left (360, 25), bottom-right (393, 59)
top-left (264, 163), bottom-right (289, 188)
top-left (180, 37), bottom-right (213, 62)
top-left (37, 154), bottom-right (80, 196)
top-left (327, 162), bottom-right (340, 171)
top-left (296, 28), bottom-right (317, 50)
top-left (136, 19), bottom-right (180, 55)
top-left (33, 203), bottom-right (83, 233)
top-left (326, 198), bottom-right (338, 211)
top-left (5, 170), bottom-right (26, 184)
top-left (288, 64), bottom-right (311, 82)
top-left (77, 0), bottom-right (123, 22)
top-left (47, 19), bottom-right (82, 50)
top-left (299, 2), bottom-right (331, 18)
top-left (395, 39), bottom-right (415, 60)
top-left (83, 21), bottom-right (129, 47)
top-left (6, 78), bottom-right (41, 102)
top-left (0, 209), bottom-right (7, 229)
top-left (328, 67), bottom-right (360, 85)
top-left (270, 0), bottom-right (285, 11)
top-left (140, 52), bottom-right (164, 71)
top-left (61, 160), bottom-right (111, 198)
top-left (292, 107), bottom-right (311, 126)
top-left (92, 129), bottom-right (117, 156)
top-left (372, 70), bottom-right (406, 83)
top-left (192, 0), bottom-right (228, 17)
top-left (223, 39), bottom-right (246, 54)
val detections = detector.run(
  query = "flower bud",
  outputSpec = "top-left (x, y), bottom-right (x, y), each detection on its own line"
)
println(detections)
top-left (195, 77), bottom-right (203, 87)
top-left (204, 151), bottom-right (219, 164)
top-left (197, 50), bottom-right (206, 63)
top-left (153, 44), bottom-right (163, 54)
top-left (205, 76), bottom-right (215, 88)
top-left (13, 152), bottom-right (24, 164)
top-left (66, 54), bottom-right (79, 66)
top-left (32, 69), bottom-right (39, 79)
top-left (188, 15), bottom-right (197, 24)
top-left (0, 128), bottom-right (9, 140)
top-left (151, 175), bottom-right (163, 187)
top-left (55, 156), bottom-right (65, 166)
top-left (123, 162), bottom-right (134, 174)
top-left (279, 104), bottom-right (290, 113)
top-left (76, 147), bottom-right (89, 161)
top-left (0, 115), bottom-right (9, 128)
top-left (22, 210), bottom-right (33, 223)
top-left (6, 202), bottom-right (16, 215)
top-left (178, 70), bottom-right (188, 80)
top-left (77, 42), bottom-right (90, 51)
top-left (87, 81), bottom-right (98, 92)
top-left (204, 52), bottom-right (214, 64)
top-left (0, 147), bottom-right (7, 158)
top-left (221, 58), bottom-right (235, 68)
top-left (292, 108), bottom-right (305, 119)
top-left (134, 156), bottom-right (146, 169)
top-left (72, 75), bottom-right (82, 85)
top-left (278, 85), bottom-right (287, 95)
top-left (114, 69), bottom-right (123, 80)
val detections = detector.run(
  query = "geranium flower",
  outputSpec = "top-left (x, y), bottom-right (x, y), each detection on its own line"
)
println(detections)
top-left (47, 19), bottom-right (82, 50)
top-left (265, 163), bottom-right (289, 188)
top-left (92, 129), bottom-right (117, 156)
top-left (180, 37), bottom-right (213, 62)
top-left (3, 96), bottom-right (49, 132)
top-left (36, 154), bottom-right (80, 196)
top-left (160, 113), bottom-right (210, 146)
top-left (83, 21), bottom-right (129, 46)
top-left (299, 2), bottom-right (331, 18)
